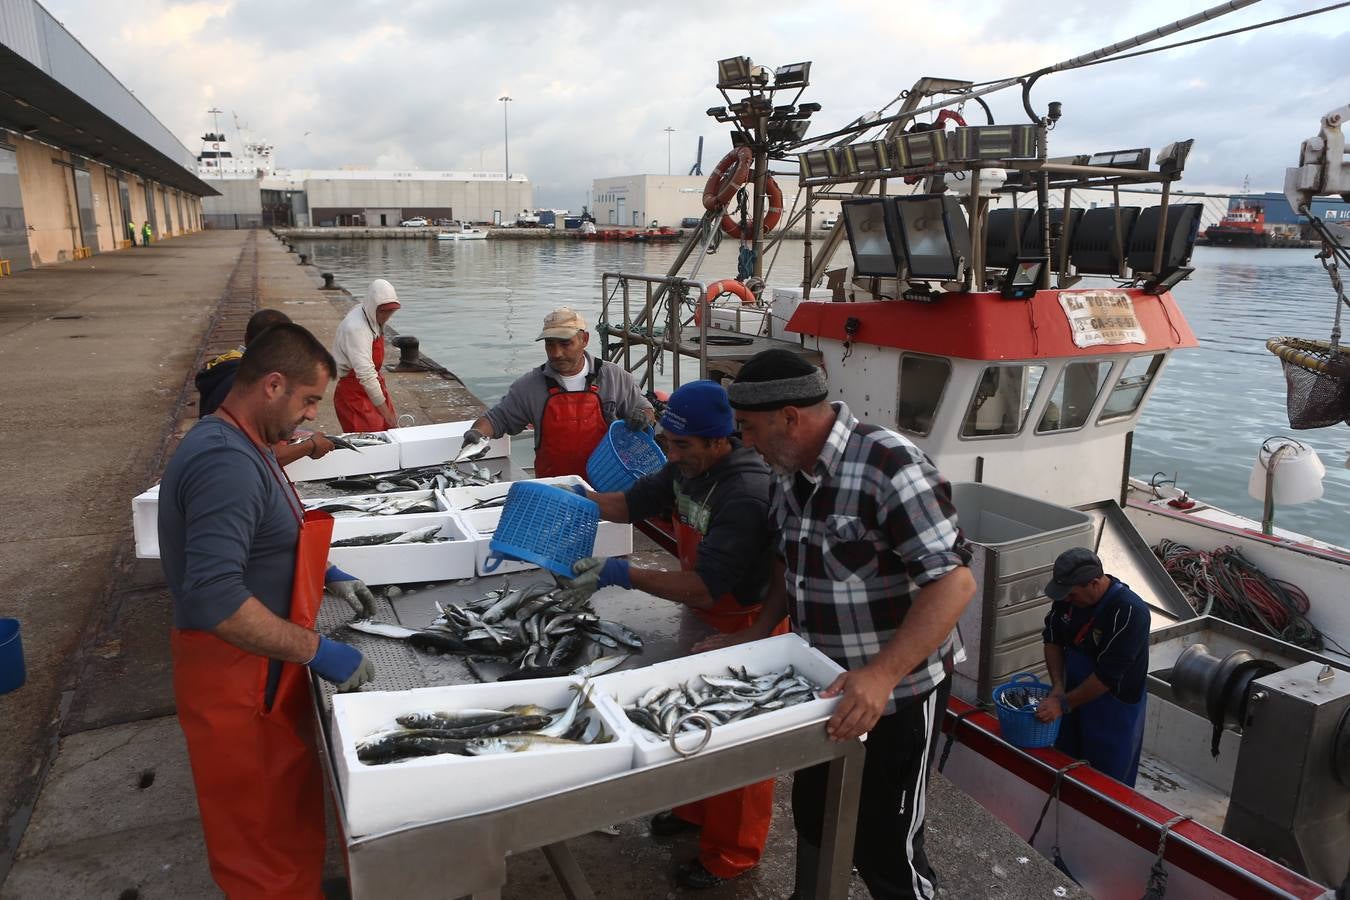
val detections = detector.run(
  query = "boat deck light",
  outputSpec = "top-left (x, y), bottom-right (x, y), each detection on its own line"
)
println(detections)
top-left (773, 62), bottom-right (811, 89)
top-left (717, 57), bottom-right (754, 88)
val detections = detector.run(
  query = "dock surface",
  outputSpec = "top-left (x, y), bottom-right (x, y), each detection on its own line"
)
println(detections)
top-left (0, 229), bottom-right (1084, 899)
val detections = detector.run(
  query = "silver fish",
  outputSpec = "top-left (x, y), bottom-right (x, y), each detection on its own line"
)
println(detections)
top-left (388, 524), bottom-right (445, 544)
top-left (347, 618), bottom-right (421, 640)
top-left (453, 439), bottom-right (492, 463)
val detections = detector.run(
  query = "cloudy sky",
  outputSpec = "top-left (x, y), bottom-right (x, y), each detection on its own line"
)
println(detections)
top-left (43, 0), bottom-right (1350, 208)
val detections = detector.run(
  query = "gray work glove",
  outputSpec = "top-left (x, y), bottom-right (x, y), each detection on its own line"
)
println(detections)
top-left (337, 656), bottom-right (376, 693)
top-left (461, 427), bottom-right (486, 450)
top-left (624, 410), bottom-right (650, 432)
top-left (325, 565), bottom-right (378, 618)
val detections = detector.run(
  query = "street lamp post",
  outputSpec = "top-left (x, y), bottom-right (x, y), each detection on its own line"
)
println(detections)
top-left (499, 95), bottom-right (513, 179)
top-left (664, 126), bottom-right (676, 176)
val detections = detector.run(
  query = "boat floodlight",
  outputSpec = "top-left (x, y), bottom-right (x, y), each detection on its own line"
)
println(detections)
top-left (1248, 437), bottom-right (1325, 535)
top-left (717, 57), bottom-right (754, 88)
top-left (1157, 139), bottom-right (1194, 176)
top-left (798, 148), bottom-right (841, 181)
top-left (773, 62), bottom-right (812, 89)
top-left (768, 119), bottom-right (811, 144)
top-left (947, 125), bottom-right (1038, 161)
top-left (895, 129), bottom-right (948, 169)
top-left (1143, 266), bottom-right (1193, 296)
top-left (797, 102), bottom-right (822, 116)
top-left (841, 199), bottom-right (900, 278)
top-left (843, 140), bottom-right (890, 176)
top-left (1087, 148), bottom-right (1151, 170)
top-left (705, 106), bottom-right (728, 121)
top-left (891, 195), bottom-right (971, 283)
top-left (772, 104), bottom-right (797, 118)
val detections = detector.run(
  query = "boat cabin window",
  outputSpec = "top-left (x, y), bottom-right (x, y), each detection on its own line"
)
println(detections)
top-left (896, 353), bottom-right (950, 436)
top-left (1036, 361), bottom-right (1110, 434)
top-left (1097, 353), bottom-right (1165, 423)
top-left (959, 364), bottom-right (1046, 438)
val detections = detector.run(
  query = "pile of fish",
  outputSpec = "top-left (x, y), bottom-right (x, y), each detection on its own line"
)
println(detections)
top-left (356, 682), bottom-right (612, 765)
top-left (997, 685), bottom-right (1043, 712)
top-left (305, 491), bottom-right (439, 517)
top-left (346, 580), bottom-right (643, 680)
top-left (330, 524), bottom-right (449, 548)
top-left (622, 666), bottom-right (820, 739)
top-left (321, 462), bottom-right (501, 494)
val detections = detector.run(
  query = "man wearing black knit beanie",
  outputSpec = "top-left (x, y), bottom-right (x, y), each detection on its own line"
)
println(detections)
top-left (710, 347), bottom-right (976, 900)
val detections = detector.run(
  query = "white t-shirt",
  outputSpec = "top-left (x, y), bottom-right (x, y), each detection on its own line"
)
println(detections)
top-left (557, 359), bottom-right (590, 392)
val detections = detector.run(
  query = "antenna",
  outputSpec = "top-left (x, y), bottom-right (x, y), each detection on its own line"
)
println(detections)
top-left (207, 106), bottom-right (222, 137)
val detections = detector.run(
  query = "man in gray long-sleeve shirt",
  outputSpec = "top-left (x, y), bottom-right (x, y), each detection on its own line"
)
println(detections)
top-left (461, 307), bottom-right (653, 478)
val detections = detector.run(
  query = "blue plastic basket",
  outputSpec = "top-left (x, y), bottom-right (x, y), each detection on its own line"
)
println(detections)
top-left (485, 481), bottom-right (600, 578)
top-left (0, 618), bottom-right (25, 695)
top-left (992, 673), bottom-right (1061, 749)
top-left (586, 420), bottom-right (666, 493)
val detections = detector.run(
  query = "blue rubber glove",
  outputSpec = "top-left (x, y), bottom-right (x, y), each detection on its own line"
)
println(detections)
top-left (560, 483), bottom-right (589, 497)
top-left (325, 564), bottom-right (377, 618)
top-left (556, 556), bottom-right (631, 605)
top-left (307, 636), bottom-right (374, 691)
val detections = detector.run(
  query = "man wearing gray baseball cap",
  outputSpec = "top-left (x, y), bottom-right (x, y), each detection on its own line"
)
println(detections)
top-left (1036, 547), bottom-right (1151, 786)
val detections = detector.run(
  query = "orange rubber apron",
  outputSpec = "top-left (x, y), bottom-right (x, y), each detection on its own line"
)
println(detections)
top-left (668, 482), bottom-right (787, 879)
top-left (334, 333), bottom-right (391, 433)
top-left (172, 408), bottom-right (334, 899)
top-left (532, 368), bottom-right (608, 478)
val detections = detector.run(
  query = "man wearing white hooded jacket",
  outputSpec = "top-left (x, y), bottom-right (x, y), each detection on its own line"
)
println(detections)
top-left (332, 278), bottom-right (401, 432)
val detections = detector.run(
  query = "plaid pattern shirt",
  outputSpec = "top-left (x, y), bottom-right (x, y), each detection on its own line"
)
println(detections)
top-left (773, 402), bottom-right (970, 708)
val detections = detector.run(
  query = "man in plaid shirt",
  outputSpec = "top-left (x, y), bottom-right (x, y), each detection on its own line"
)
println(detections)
top-left (709, 349), bottom-right (975, 900)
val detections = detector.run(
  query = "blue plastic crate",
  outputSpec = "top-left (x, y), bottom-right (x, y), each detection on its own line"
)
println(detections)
top-left (586, 420), bottom-right (666, 493)
top-left (485, 481), bottom-right (599, 578)
top-left (992, 673), bottom-right (1061, 749)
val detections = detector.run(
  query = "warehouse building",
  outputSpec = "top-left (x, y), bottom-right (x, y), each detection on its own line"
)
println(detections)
top-left (202, 167), bottom-right (533, 229)
top-left (591, 174), bottom-right (842, 230)
top-left (0, 0), bottom-right (212, 271)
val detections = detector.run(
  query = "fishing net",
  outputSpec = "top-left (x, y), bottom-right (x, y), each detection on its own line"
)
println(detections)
top-left (1266, 337), bottom-right (1350, 429)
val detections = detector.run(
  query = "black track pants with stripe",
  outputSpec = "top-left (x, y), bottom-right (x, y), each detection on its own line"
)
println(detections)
top-left (792, 678), bottom-right (950, 900)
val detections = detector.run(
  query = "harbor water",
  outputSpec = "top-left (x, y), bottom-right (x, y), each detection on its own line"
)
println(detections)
top-left (293, 238), bottom-right (1350, 547)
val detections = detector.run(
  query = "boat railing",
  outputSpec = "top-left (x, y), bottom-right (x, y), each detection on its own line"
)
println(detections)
top-left (598, 272), bottom-right (709, 392)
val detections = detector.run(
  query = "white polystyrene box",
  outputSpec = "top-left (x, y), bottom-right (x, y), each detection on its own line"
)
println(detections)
top-left (283, 432), bottom-right (401, 482)
top-left (591, 633), bottom-right (845, 767)
top-left (330, 677), bottom-right (634, 836)
top-left (324, 510), bottom-right (474, 586)
top-left (446, 475), bottom-right (632, 575)
top-left (387, 420), bottom-right (511, 469)
top-left (132, 483), bottom-right (160, 559)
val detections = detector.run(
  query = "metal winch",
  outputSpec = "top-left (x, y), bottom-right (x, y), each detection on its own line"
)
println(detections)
top-left (1169, 643), bottom-right (1350, 886)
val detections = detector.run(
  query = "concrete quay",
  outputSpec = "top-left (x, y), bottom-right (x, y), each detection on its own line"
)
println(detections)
top-left (0, 229), bottom-right (1084, 899)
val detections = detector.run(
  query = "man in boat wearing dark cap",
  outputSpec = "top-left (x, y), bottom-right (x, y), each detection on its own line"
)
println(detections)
top-left (460, 306), bottom-right (653, 478)
top-left (706, 348), bottom-right (976, 900)
top-left (559, 379), bottom-right (783, 889)
top-left (1036, 546), bottom-right (1151, 786)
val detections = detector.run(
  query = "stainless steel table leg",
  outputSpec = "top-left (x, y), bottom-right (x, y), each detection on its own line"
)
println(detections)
top-left (541, 842), bottom-right (597, 900)
top-left (815, 744), bottom-right (862, 900)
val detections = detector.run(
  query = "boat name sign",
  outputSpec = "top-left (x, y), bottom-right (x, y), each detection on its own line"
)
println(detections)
top-left (1058, 291), bottom-right (1145, 348)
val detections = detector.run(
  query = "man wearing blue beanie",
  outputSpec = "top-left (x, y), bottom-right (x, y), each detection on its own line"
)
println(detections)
top-left (560, 379), bottom-right (783, 890)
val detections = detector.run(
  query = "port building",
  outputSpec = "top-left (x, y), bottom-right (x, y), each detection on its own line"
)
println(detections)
top-left (0, 0), bottom-right (213, 271)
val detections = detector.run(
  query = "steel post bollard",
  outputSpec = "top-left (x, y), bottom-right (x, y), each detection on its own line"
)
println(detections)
top-left (321, 272), bottom-right (337, 289)
top-left (298, 253), bottom-right (309, 265)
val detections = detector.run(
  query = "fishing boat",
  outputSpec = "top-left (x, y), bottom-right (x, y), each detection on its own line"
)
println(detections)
top-left (1204, 196), bottom-right (1270, 246)
top-left (596, 47), bottom-right (1350, 900)
top-left (436, 222), bottom-right (488, 241)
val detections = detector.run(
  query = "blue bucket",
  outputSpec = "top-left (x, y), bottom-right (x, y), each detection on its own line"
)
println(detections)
top-left (586, 420), bottom-right (666, 493)
top-left (485, 481), bottom-right (600, 578)
top-left (992, 673), bottom-right (1061, 749)
top-left (0, 618), bottom-right (25, 695)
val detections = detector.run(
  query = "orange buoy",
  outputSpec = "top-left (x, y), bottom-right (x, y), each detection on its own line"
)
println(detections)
top-left (720, 174), bottom-right (783, 239)
top-left (695, 279), bottom-right (757, 326)
top-left (703, 147), bottom-right (753, 211)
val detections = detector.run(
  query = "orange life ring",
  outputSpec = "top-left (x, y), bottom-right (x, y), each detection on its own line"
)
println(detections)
top-left (720, 174), bottom-right (783, 239)
top-left (694, 279), bottom-right (757, 326)
top-left (703, 147), bottom-right (753, 211)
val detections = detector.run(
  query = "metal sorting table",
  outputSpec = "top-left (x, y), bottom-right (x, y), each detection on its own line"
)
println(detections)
top-left (311, 574), bottom-right (864, 899)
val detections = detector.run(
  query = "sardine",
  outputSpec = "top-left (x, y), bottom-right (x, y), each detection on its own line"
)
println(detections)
top-left (462, 733), bottom-right (583, 754)
top-left (575, 653), bottom-right (630, 678)
top-left (347, 619), bottom-right (420, 640)
top-left (408, 630), bottom-right (472, 655)
top-left (357, 734), bottom-right (469, 764)
top-left (454, 439), bottom-right (493, 463)
top-left (395, 709), bottom-right (514, 730)
top-left (388, 524), bottom-right (445, 544)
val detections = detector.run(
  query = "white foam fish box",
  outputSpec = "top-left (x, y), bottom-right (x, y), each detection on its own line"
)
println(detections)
top-left (330, 677), bottom-right (634, 836)
top-left (283, 431), bottom-right (400, 482)
top-left (132, 483), bottom-right (160, 559)
top-left (387, 420), bottom-right (511, 468)
top-left (325, 510), bottom-right (475, 586)
top-left (447, 475), bottom-right (633, 575)
top-left (591, 633), bottom-right (846, 767)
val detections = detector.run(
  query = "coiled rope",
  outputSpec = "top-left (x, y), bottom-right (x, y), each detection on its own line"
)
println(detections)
top-left (1153, 540), bottom-right (1346, 655)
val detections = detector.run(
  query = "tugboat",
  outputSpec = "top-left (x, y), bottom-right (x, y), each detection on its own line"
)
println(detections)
top-left (1204, 194), bottom-right (1269, 246)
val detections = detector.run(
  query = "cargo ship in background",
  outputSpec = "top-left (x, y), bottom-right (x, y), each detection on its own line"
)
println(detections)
top-left (1201, 190), bottom-right (1350, 247)
top-left (1203, 195), bottom-right (1276, 245)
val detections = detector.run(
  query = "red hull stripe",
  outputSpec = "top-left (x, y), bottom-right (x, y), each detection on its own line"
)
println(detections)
top-left (786, 289), bottom-right (1198, 361)
top-left (943, 698), bottom-right (1325, 898)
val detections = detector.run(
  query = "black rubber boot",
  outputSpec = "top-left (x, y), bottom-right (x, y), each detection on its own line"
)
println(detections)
top-left (791, 835), bottom-right (821, 900)
top-left (650, 810), bottom-right (700, 837)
